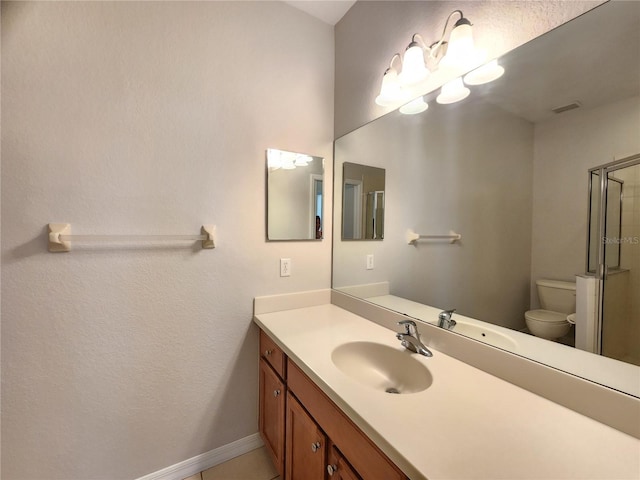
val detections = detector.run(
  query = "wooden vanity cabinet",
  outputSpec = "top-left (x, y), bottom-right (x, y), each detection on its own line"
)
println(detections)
top-left (259, 330), bottom-right (287, 476)
top-left (285, 391), bottom-right (327, 480)
top-left (260, 329), bottom-right (286, 378)
top-left (327, 444), bottom-right (361, 480)
top-left (287, 360), bottom-right (407, 480)
top-left (258, 328), bottom-right (408, 480)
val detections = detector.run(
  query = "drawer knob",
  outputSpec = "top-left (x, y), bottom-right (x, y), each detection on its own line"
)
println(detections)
top-left (327, 464), bottom-right (338, 476)
top-left (264, 349), bottom-right (273, 356)
top-left (273, 389), bottom-right (281, 397)
top-left (311, 441), bottom-right (321, 453)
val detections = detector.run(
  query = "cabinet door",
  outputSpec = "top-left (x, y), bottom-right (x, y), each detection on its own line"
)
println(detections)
top-left (259, 359), bottom-right (285, 476)
top-left (327, 445), bottom-right (361, 480)
top-left (285, 392), bottom-right (326, 480)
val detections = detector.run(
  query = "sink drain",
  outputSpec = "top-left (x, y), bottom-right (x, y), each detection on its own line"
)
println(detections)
top-left (385, 387), bottom-right (401, 394)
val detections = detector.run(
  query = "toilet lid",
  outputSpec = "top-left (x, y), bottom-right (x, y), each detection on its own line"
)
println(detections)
top-left (525, 309), bottom-right (568, 324)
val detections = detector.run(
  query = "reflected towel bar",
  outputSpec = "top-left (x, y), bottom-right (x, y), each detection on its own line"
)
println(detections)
top-left (406, 229), bottom-right (461, 245)
top-left (48, 224), bottom-right (216, 252)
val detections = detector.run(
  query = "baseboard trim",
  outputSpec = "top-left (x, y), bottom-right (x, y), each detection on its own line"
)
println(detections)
top-left (136, 433), bottom-right (264, 480)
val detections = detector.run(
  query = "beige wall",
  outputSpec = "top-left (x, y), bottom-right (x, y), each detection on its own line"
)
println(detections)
top-left (335, 0), bottom-right (603, 138)
top-left (1, 1), bottom-right (625, 479)
top-left (334, 97), bottom-right (534, 330)
top-left (530, 96), bottom-right (640, 306)
top-left (1, 2), bottom-right (333, 479)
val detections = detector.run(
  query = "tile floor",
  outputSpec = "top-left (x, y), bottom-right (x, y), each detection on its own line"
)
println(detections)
top-left (183, 446), bottom-right (280, 480)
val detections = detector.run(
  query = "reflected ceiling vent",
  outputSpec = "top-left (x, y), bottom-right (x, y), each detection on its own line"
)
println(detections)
top-left (551, 101), bottom-right (582, 114)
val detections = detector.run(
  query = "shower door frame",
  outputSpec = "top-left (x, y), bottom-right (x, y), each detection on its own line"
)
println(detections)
top-left (588, 153), bottom-right (640, 355)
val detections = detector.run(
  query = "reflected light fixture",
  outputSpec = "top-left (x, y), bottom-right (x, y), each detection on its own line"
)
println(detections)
top-left (399, 34), bottom-right (430, 86)
top-left (464, 59), bottom-right (505, 85)
top-left (375, 53), bottom-right (410, 107)
top-left (400, 96), bottom-right (428, 115)
top-left (436, 77), bottom-right (470, 104)
top-left (267, 149), bottom-right (310, 170)
top-left (294, 154), bottom-right (312, 167)
top-left (281, 152), bottom-right (296, 170)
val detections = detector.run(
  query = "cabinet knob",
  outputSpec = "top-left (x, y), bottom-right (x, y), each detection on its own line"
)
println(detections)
top-left (264, 349), bottom-right (273, 356)
top-left (311, 441), bottom-right (321, 453)
top-left (327, 464), bottom-right (338, 476)
top-left (273, 389), bottom-right (281, 397)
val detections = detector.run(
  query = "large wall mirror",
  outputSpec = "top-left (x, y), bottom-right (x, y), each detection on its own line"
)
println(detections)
top-left (267, 148), bottom-right (324, 241)
top-left (332, 1), bottom-right (640, 397)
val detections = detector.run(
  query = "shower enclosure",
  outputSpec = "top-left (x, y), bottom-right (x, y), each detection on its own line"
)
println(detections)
top-left (588, 154), bottom-right (640, 366)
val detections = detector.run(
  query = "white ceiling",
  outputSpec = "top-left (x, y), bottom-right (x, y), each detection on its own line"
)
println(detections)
top-left (283, 0), bottom-right (356, 25)
top-left (482, 1), bottom-right (640, 124)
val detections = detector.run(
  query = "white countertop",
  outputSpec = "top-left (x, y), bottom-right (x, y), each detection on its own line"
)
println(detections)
top-left (254, 303), bottom-right (640, 480)
top-left (364, 294), bottom-right (640, 397)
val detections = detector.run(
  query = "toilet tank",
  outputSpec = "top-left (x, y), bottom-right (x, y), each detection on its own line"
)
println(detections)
top-left (536, 279), bottom-right (576, 313)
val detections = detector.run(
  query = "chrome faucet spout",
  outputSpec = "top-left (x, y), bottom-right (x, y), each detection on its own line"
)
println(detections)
top-left (438, 309), bottom-right (457, 330)
top-left (396, 320), bottom-right (433, 357)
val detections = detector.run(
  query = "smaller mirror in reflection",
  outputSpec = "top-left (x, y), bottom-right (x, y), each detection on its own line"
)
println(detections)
top-left (342, 162), bottom-right (385, 240)
top-left (267, 148), bottom-right (324, 241)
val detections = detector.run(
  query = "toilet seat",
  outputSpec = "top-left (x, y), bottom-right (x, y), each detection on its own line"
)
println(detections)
top-left (524, 309), bottom-right (568, 324)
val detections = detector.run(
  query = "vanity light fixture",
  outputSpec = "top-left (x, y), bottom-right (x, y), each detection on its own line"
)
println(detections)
top-left (436, 11), bottom-right (485, 72)
top-left (375, 54), bottom-right (411, 107)
top-left (399, 96), bottom-right (428, 115)
top-left (375, 9), bottom-right (505, 107)
top-left (399, 34), bottom-right (430, 86)
top-left (436, 77), bottom-right (470, 104)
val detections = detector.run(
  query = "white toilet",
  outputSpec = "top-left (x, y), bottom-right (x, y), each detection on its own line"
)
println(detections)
top-left (525, 279), bottom-right (576, 341)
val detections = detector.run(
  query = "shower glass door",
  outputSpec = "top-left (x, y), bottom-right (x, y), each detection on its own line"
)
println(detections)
top-left (597, 156), bottom-right (640, 366)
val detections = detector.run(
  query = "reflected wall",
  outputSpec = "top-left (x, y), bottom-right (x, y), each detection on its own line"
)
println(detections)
top-left (334, 94), bottom-right (535, 330)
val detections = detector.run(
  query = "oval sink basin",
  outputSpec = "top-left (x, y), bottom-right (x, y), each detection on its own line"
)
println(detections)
top-left (331, 341), bottom-right (432, 394)
top-left (451, 322), bottom-right (518, 350)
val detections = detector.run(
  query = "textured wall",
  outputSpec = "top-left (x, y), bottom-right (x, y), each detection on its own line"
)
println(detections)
top-left (334, 0), bottom-right (603, 138)
top-left (1, 2), bottom-right (333, 479)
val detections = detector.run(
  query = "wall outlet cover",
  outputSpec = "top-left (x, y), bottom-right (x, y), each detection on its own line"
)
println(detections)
top-left (280, 258), bottom-right (291, 277)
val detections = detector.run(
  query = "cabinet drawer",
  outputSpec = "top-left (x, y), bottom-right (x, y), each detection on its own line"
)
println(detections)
top-left (287, 360), bottom-right (407, 480)
top-left (260, 329), bottom-right (286, 379)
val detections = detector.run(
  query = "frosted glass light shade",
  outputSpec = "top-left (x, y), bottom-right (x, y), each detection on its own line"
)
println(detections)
top-left (375, 68), bottom-right (409, 106)
top-left (440, 23), bottom-right (485, 71)
top-left (399, 44), bottom-right (430, 85)
top-left (464, 59), bottom-right (505, 85)
top-left (436, 77), bottom-right (470, 104)
top-left (400, 97), bottom-right (428, 115)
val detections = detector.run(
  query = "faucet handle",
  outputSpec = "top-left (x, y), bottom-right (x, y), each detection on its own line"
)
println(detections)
top-left (438, 309), bottom-right (456, 320)
top-left (398, 319), bottom-right (417, 335)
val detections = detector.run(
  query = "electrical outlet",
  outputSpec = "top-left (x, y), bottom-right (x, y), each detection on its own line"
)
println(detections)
top-left (366, 254), bottom-right (374, 270)
top-left (280, 258), bottom-right (291, 277)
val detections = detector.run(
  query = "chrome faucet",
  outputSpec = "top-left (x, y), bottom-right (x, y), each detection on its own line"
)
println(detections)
top-left (396, 320), bottom-right (432, 357)
top-left (438, 309), bottom-right (457, 330)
